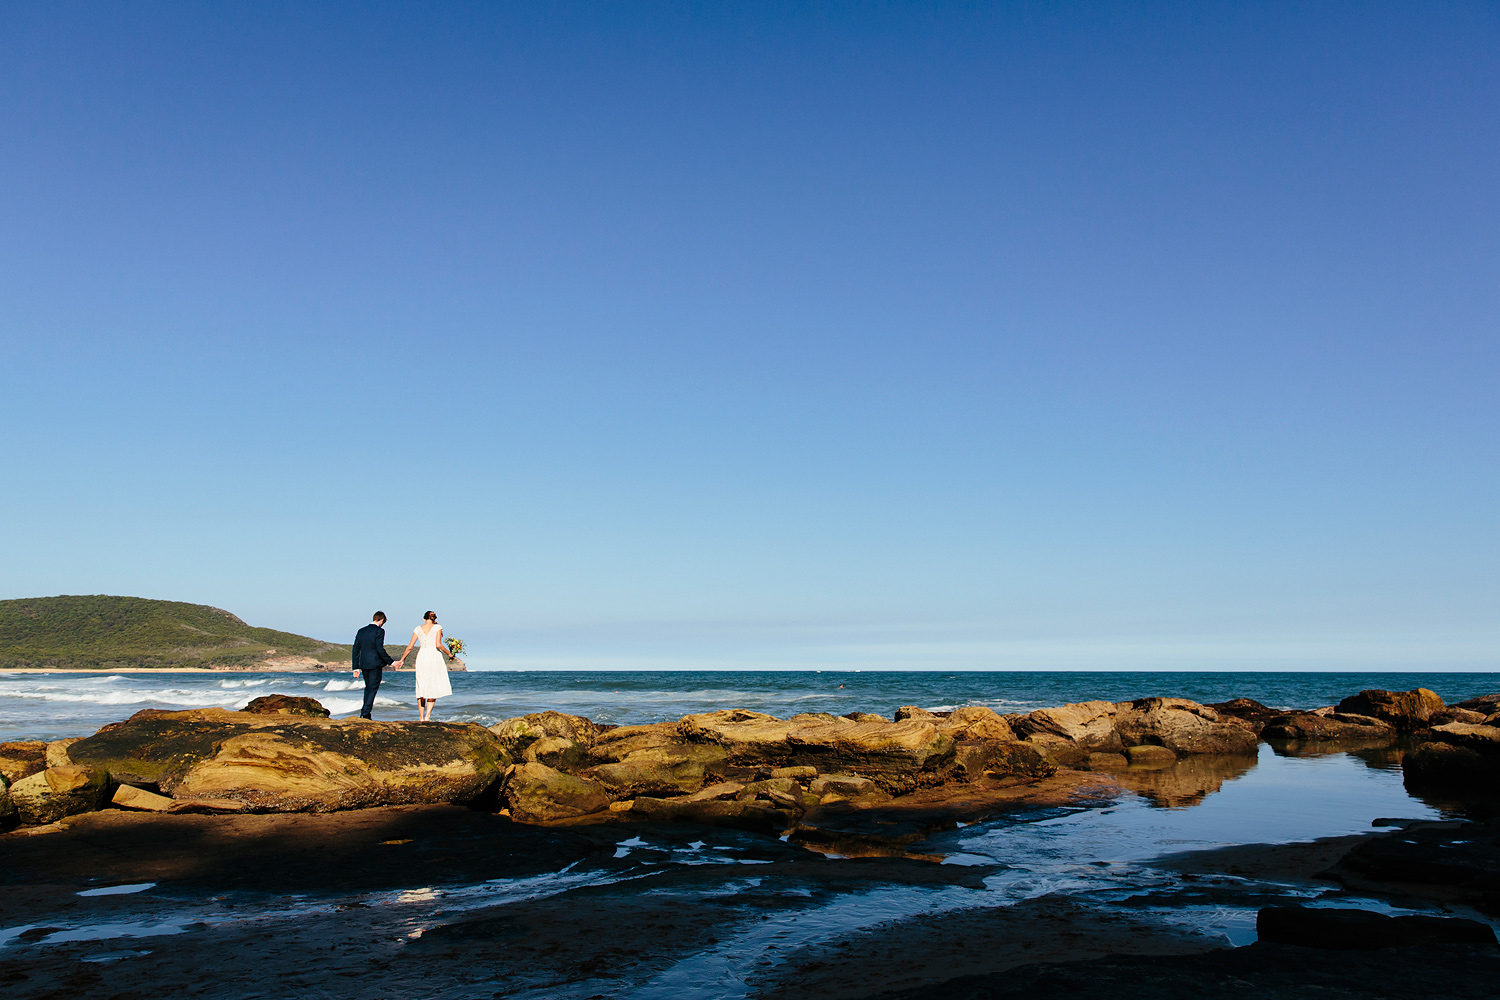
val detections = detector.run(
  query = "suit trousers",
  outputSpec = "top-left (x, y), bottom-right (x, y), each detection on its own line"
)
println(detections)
top-left (360, 668), bottom-right (383, 719)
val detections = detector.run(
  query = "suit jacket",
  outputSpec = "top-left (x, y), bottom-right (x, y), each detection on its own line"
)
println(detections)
top-left (352, 623), bottom-right (395, 672)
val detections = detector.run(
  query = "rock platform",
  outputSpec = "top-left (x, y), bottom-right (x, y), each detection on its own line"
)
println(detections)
top-left (3, 685), bottom-right (1497, 848)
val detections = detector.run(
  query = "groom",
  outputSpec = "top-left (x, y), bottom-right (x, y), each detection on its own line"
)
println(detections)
top-left (351, 611), bottom-right (395, 719)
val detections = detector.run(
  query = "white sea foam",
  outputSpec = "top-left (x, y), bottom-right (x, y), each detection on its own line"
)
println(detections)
top-left (0, 685), bottom-right (243, 707)
top-left (321, 679), bottom-right (362, 691)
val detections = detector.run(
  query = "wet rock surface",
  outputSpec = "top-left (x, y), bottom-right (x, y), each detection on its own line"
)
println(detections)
top-left (870, 941), bottom-right (1500, 1000)
top-left (1257, 903), bottom-right (1496, 948)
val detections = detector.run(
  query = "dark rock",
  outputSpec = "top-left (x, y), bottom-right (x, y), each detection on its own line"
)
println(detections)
top-left (1205, 698), bottom-right (1286, 735)
top-left (1457, 693), bottom-right (1500, 713)
top-left (629, 796), bottom-right (793, 833)
top-left (894, 706), bottom-right (938, 721)
top-left (1262, 712), bottom-right (1393, 741)
top-left (1335, 689), bottom-right (1444, 731)
top-left (1403, 739), bottom-right (1500, 793)
top-left (1257, 905), bottom-right (1496, 949)
top-left (0, 740), bottom-right (47, 784)
top-left (1426, 722), bottom-right (1500, 754)
top-left (1431, 707), bottom-right (1490, 726)
top-left (243, 694), bottom-right (331, 717)
top-left (870, 940), bottom-right (1500, 1000)
top-left (1084, 752), bottom-right (1129, 771)
top-left (951, 739), bottom-right (1056, 782)
top-left (1338, 821), bottom-right (1500, 913)
top-left (1123, 744), bottom-right (1177, 765)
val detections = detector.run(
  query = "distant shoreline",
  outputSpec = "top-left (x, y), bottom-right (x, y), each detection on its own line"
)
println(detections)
top-left (0, 667), bottom-right (399, 674)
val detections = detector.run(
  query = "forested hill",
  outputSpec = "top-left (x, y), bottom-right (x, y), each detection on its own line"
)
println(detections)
top-left (0, 595), bottom-right (350, 670)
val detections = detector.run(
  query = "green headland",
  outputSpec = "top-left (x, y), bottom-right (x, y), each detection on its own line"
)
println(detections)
top-left (0, 595), bottom-right (354, 670)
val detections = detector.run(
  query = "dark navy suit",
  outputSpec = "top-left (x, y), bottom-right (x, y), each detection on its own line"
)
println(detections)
top-left (352, 622), bottom-right (395, 719)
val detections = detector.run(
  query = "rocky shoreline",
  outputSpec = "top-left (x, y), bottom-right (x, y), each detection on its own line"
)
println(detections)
top-left (2, 686), bottom-right (1497, 843)
top-left (3, 685), bottom-right (1499, 999)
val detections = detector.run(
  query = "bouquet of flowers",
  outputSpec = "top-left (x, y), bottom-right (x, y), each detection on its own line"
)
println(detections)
top-left (445, 637), bottom-right (466, 658)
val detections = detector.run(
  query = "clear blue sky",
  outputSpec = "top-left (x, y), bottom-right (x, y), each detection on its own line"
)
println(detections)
top-left (3, 2), bottom-right (1497, 670)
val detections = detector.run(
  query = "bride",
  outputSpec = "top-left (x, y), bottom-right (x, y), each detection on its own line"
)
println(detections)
top-left (394, 611), bottom-right (454, 721)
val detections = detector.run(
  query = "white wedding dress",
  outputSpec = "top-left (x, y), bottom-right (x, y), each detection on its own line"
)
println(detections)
top-left (412, 625), bottom-right (453, 699)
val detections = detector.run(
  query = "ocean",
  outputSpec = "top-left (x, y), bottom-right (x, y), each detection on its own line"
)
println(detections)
top-left (2, 668), bottom-right (1494, 743)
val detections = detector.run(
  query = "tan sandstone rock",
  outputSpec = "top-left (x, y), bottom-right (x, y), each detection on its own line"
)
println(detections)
top-left (1335, 689), bottom-right (1445, 732)
top-left (1112, 698), bottom-right (1258, 756)
top-left (678, 710), bottom-right (795, 760)
top-left (680, 781), bottom-right (745, 802)
top-left (588, 723), bottom-right (682, 763)
top-left (936, 706), bottom-right (1016, 743)
top-left (503, 762), bottom-right (611, 822)
top-left (1123, 744), bottom-right (1177, 766)
top-left (9, 764), bottom-right (113, 825)
top-left (589, 758), bottom-right (706, 798)
top-left (0, 741), bottom-right (47, 784)
top-left (523, 736), bottom-right (587, 771)
top-left (1011, 701), bottom-right (1123, 753)
top-left (45, 738), bottom-right (83, 768)
top-left (67, 708), bottom-right (507, 812)
top-left (112, 783), bottom-right (176, 811)
top-left (490, 711), bottom-right (602, 760)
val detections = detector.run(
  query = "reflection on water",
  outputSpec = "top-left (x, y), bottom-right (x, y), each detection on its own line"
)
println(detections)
top-left (1111, 754), bottom-right (1260, 809)
top-left (944, 743), bottom-right (1445, 866)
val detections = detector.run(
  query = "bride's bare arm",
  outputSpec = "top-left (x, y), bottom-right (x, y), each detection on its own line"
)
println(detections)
top-left (396, 632), bottom-right (417, 665)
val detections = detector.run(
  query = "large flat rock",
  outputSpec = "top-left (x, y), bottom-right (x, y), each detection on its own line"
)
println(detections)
top-left (66, 708), bottom-right (508, 813)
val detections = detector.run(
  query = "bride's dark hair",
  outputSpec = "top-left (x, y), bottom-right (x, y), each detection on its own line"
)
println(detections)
top-left (424, 611), bottom-right (437, 622)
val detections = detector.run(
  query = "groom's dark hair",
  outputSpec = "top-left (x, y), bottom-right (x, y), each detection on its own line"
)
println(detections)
top-left (372, 611), bottom-right (387, 623)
